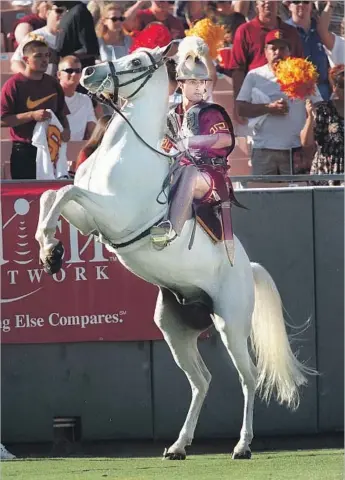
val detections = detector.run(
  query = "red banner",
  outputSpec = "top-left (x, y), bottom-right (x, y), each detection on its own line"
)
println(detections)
top-left (1, 182), bottom-right (163, 344)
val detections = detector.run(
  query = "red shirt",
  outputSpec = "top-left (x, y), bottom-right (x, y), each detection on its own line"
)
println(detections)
top-left (229, 17), bottom-right (304, 73)
top-left (135, 9), bottom-right (185, 39)
top-left (1, 73), bottom-right (67, 143)
top-left (12, 14), bottom-right (47, 49)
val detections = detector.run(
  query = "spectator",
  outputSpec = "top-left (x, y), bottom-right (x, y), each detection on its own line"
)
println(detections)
top-left (236, 30), bottom-right (322, 176)
top-left (175, 1), bottom-right (209, 29)
top-left (216, 13), bottom-right (246, 76)
top-left (1, 40), bottom-right (70, 180)
top-left (124, 1), bottom-right (185, 39)
top-left (87, 0), bottom-right (108, 25)
top-left (11, 0), bottom-right (51, 49)
top-left (229, 0), bottom-right (304, 125)
top-left (301, 64), bottom-right (344, 184)
top-left (0, 443), bottom-right (15, 460)
top-left (55, 1), bottom-right (100, 70)
top-left (211, 1), bottom-right (250, 23)
top-left (280, 1), bottom-right (293, 21)
top-left (57, 56), bottom-right (96, 141)
top-left (96, 2), bottom-right (132, 61)
top-left (287, 1), bottom-right (331, 100)
top-left (75, 114), bottom-right (112, 171)
top-left (317, 3), bottom-right (345, 67)
top-left (221, 12), bottom-right (247, 47)
top-left (11, 2), bottom-right (67, 76)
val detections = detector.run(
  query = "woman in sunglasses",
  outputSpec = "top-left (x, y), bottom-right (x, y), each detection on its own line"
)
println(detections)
top-left (96, 3), bottom-right (132, 62)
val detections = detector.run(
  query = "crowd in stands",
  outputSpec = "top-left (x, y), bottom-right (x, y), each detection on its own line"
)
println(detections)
top-left (0, 0), bottom-right (344, 184)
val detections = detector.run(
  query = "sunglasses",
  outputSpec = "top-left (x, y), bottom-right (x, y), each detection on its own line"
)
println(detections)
top-left (61, 68), bottom-right (82, 74)
top-left (291, 1), bottom-right (310, 4)
top-left (107, 16), bottom-right (125, 22)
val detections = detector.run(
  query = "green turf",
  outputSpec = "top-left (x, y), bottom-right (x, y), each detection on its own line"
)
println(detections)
top-left (1, 449), bottom-right (343, 480)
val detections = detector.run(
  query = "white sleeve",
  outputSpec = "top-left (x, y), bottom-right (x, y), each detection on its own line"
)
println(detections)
top-left (85, 96), bottom-right (97, 124)
top-left (331, 35), bottom-right (345, 66)
top-left (236, 73), bottom-right (254, 102)
top-left (11, 43), bottom-right (24, 62)
top-left (324, 34), bottom-right (345, 67)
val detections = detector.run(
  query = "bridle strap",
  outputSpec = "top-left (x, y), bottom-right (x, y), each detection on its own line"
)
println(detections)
top-left (87, 51), bottom-right (178, 164)
top-left (106, 50), bottom-right (164, 102)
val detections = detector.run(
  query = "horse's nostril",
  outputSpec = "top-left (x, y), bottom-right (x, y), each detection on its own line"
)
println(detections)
top-left (85, 67), bottom-right (95, 77)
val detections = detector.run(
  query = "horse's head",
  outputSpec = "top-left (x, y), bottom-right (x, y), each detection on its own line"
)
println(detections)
top-left (80, 42), bottom-right (179, 103)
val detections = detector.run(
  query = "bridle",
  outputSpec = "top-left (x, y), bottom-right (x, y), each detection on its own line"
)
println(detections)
top-left (93, 50), bottom-right (164, 104)
top-left (86, 51), bottom-right (177, 162)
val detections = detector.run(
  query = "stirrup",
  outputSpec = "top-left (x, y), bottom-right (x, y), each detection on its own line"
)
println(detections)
top-left (150, 221), bottom-right (176, 250)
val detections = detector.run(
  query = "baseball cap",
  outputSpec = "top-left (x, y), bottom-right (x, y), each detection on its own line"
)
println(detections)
top-left (265, 30), bottom-right (290, 47)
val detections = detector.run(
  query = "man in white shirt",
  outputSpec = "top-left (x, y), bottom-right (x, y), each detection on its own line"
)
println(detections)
top-left (57, 55), bottom-right (97, 141)
top-left (11, 3), bottom-right (67, 75)
top-left (236, 29), bottom-right (322, 175)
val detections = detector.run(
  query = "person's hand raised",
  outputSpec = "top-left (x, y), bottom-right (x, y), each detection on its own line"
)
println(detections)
top-left (305, 99), bottom-right (316, 119)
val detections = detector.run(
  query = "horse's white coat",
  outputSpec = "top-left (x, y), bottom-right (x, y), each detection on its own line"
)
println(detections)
top-left (36, 46), bottom-right (314, 458)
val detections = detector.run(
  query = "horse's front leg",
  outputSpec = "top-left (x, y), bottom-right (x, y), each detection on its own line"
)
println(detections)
top-left (35, 185), bottom-right (81, 274)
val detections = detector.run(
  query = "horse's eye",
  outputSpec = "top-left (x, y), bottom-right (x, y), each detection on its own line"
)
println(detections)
top-left (132, 58), bottom-right (142, 67)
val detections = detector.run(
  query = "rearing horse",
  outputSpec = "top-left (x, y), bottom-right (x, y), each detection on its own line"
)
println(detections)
top-left (35, 43), bottom-right (314, 460)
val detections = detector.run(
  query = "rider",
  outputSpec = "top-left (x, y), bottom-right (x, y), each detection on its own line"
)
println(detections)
top-left (151, 46), bottom-right (237, 264)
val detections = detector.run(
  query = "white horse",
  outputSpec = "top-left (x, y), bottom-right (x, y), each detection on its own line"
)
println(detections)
top-left (36, 44), bottom-right (314, 460)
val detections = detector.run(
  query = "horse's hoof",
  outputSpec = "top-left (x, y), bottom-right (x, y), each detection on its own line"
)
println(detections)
top-left (162, 447), bottom-right (186, 460)
top-left (43, 241), bottom-right (64, 275)
top-left (232, 449), bottom-right (252, 460)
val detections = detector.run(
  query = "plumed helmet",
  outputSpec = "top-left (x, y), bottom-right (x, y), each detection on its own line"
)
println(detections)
top-left (175, 36), bottom-right (211, 81)
top-left (176, 56), bottom-right (211, 81)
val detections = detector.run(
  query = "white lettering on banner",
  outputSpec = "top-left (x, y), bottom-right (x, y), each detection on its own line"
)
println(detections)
top-left (75, 266), bottom-right (87, 281)
top-left (27, 269), bottom-right (44, 283)
top-left (96, 266), bottom-right (109, 280)
top-left (1, 195), bottom-right (117, 304)
top-left (52, 269), bottom-right (66, 283)
top-left (0, 311), bottom-right (127, 333)
top-left (7, 270), bottom-right (19, 285)
top-left (15, 314), bottom-right (44, 329)
top-left (0, 319), bottom-right (11, 333)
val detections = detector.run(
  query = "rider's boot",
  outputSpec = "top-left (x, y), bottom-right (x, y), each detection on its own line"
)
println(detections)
top-left (151, 166), bottom-right (198, 249)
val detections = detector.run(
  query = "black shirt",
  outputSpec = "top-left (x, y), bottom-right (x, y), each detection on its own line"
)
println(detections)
top-left (56, 2), bottom-right (99, 68)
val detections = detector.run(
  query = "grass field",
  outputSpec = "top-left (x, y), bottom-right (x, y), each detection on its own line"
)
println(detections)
top-left (1, 449), bottom-right (343, 480)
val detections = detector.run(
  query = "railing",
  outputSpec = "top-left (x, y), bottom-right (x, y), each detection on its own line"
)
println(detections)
top-left (2, 174), bottom-right (344, 187)
top-left (232, 174), bottom-right (345, 188)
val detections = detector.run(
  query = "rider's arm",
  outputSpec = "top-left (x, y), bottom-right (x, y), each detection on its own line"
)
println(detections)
top-left (180, 108), bottom-right (235, 152)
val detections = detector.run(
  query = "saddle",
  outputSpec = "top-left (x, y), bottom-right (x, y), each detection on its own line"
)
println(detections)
top-left (196, 203), bottom-right (224, 243)
top-left (194, 165), bottom-right (241, 247)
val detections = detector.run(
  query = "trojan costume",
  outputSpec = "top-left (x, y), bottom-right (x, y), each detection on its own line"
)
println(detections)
top-left (151, 41), bottom-right (239, 265)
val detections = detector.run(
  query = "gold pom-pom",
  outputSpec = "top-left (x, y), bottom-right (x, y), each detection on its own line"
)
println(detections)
top-left (185, 18), bottom-right (225, 60)
top-left (274, 57), bottom-right (319, 100)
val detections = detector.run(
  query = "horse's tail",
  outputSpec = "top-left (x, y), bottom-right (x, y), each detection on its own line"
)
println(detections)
top-left (250, 262), bottom-right (316, 410)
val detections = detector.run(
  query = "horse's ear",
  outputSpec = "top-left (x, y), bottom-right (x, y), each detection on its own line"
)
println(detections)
top-left (159, 40), bottom-right (180, 59)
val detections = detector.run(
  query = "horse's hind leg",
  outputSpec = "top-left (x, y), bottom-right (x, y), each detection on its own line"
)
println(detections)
top-left (154, 288), bottom-right (211, 460)
top-left (214, 312), bottom-right (257, 459)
